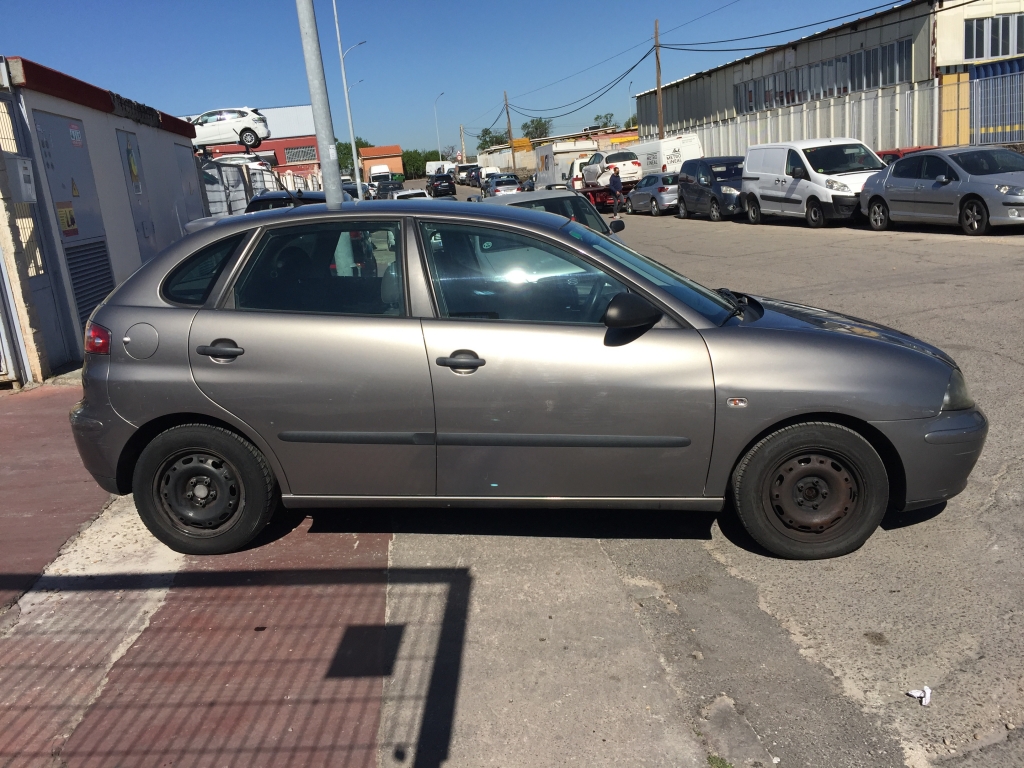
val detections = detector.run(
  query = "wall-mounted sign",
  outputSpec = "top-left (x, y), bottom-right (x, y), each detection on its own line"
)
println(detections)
top-left (69, 122), bottom-right (83, 147)
top-left (109, 92), bottom-right (160, 128)
top-left (55, 200), bottom-right (78, 237)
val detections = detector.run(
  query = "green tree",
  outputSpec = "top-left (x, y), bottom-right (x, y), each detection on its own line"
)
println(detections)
top-left (623, 114), bottom-right (638, 130)
top-left (593, 112), bottom-right (618, 129)
top-left (476, 127), bottom-right (508, 151)
top-left (336, 137), bottom-right (374, 174)
top-left (401, 149), bottom-right (443, 178)
top-left (520, 117), bottom-right (553, 140)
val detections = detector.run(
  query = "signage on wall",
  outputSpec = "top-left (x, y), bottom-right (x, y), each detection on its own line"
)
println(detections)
top-left (69, 123), bottom-right (83, 147)
top-left (125, 137), bottom-right (142, 194)
top-left (109, 92), bottom-right (161, 128)
top-left (55, 201), bottom-right (78, 237)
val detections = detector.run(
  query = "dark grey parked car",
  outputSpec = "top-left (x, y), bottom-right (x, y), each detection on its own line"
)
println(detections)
top-left (71, 201), bottom-right (987, 559)
top-left (678, 156), bottom-right (744, 221)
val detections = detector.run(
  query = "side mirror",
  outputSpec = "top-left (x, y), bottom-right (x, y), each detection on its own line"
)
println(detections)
top-left (609, 219), bottom-right (625, 233)
top-left (602, 292), bottom-right (662, 329)
top-left (791, 167), bottom-right (807, 180)
top-left (936, 174), bottom-right (949, 185)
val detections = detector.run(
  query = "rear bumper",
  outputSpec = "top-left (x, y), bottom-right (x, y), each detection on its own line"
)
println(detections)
top-left (870, 407), bottom-right (988, 510)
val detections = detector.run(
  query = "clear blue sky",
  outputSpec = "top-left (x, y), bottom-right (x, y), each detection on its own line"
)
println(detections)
top-left (2, 0), bottom-right (893, 153)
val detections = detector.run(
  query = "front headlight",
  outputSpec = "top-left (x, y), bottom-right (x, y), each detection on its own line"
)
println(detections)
top-left (995, 184), bottom-right (1024, 195)
top-left (825, 179), bottom-right (851, 192)
top-left (941, 368), bottom-right (975, 411)
top-left (720, 185), bottom-right (739, 195)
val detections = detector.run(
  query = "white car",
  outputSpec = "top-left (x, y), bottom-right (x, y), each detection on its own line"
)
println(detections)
top-left (191, 108), bottom-right (270, 149)
top-left (390, 189), bottom-right (429, 200)
top-left (581, 150), bottom-right (643, 186)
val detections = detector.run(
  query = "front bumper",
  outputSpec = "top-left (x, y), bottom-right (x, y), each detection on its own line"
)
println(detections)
top-left (870, 407), bottom-right (988, 510)
top-left (823, 194), bottom-right (860, 219)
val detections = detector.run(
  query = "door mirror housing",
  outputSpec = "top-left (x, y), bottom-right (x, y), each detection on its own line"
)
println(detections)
top-left (935, 174), bottom-right (949, 185)
top-left (602, 292), bottom-right (663, 329)
top-left (609, 219), bottom-right (625, 233)
top-left (791, 166), bottom-right (807, 180)
top-left (699, 176), bottom-right (711, 187)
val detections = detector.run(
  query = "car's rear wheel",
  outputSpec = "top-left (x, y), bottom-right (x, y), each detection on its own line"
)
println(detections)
top-left (868, 199), bottom-right (890, 231)
top-left (805, 199), bottom-right (825, 228)
top-left (960, 198), bottom-right (990, 236)
top-left (650, 199), bottom-right (660, 217)
top-left (731, 422), bottom-right (889, 559)
top-left (239, 129), bottom-right (260, 148)
top-left (746, 197), bottom-right (761, 224)
top-left (133, 424), bottom-right (278, 555)
top-left (709, 198), bottom-right (722, 222)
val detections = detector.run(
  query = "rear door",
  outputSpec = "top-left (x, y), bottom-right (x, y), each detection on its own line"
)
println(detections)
top-left (189, 218), bottom-right (436, 498)
top-left (632, 176), bottom-right (652, 209)
top-left (679, 160), bottom-right (699, 211)
top-left (885, 155), bottom-right (923, 219)
top-left (416, 219), bottom-right (716, 498)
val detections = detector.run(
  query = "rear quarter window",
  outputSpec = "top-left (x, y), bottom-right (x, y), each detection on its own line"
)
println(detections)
top-left (162, 234), bottom-right (245, 306)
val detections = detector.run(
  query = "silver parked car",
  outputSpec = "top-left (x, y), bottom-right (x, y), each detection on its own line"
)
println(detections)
top-left (71, 200), bottom-right (987, 560)
top-left (626, 173), bottom-right (679, 216)
top-left (861, 146), bottom-right (1024, 236)
top-left (482, 177), bottom-right (523, 198)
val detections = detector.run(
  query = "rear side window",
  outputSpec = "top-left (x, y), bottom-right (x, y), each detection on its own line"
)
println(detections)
top-left (162, 234), bottom-right (245, 306)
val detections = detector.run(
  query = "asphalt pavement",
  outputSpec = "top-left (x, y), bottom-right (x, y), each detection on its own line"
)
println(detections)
top-left (1, 190), bottom-right (1022, 767)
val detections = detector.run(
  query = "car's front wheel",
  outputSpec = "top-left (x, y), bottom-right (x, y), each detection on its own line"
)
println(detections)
top-left (960, 198), bottom-right (990, 236)
top-left (626, 198), bottom-right (635, 215)
top-left (133, 424), bottom-right (278, 555)
top-left (731, 422), bottom-right (889, 559)
top-left (709, 198), bottom-right (722, 222)
top-left (805, 199), bottom-right (825, 228)
top-left (677, 197), bottom-right (688, 219)
top-left (868, 199), bottom-right (890, 231)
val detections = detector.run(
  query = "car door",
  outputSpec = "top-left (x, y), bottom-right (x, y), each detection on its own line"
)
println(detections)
top-left (583, 153), bottom-right (604, 185)
top-left (782, 149), bottom-right (809, 212)
top-left (884, 155), bottom-right (923, 219)
top-left (189, 218), bottom-right (437, 497)
top-left (757, 147), bottom-right (788, 213)
top-left (915, 155), bottom-right (961, 221)
top-left (416, 219), bottom-right (716, 498)
top-left (679, 160), bottom-right (698, 211)
top-left (632, 176), bottom-right (651, 210)
top-left (695, 163), bottom-right (713, 214)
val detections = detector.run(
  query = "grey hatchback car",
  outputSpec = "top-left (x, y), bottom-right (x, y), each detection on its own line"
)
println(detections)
top-left (71, 200), bottom-right (987, 559)
top-left (861, 146), bottom-right (1024, 235)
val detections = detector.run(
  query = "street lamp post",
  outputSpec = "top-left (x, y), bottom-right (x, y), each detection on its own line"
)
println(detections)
top-left (434, 92), bottom-right (444, 168)
top-left (627, 80), bottom-right (633, 128)
top-left (348, 79), bottom-right (363, 94)
top-left (331, 0), bottom-right (365, 200)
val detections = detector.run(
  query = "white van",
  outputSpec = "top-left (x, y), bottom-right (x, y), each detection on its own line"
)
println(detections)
top-left (477, 165), bottom-right (501, 186)
top-left (629, 134), bottom-right (703, 175)
top-left (368, 164), bottom-right (392, 183)
top-left (535, 139), bottom-right (599, 189)
top-left (741, 138), bottom-right (887, 227)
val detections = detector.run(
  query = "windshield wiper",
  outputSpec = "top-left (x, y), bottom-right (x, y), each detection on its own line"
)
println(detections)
top-left (716, 287), bottom-right (745, 325)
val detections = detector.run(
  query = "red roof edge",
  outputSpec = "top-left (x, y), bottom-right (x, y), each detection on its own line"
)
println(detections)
top-left (5, 57), bottom-right (195, 139)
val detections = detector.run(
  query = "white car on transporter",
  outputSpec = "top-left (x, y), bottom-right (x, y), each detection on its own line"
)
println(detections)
top-left (190, 108), bottom-right (270, 149)
top-left (581, 149), bottom-right (644, 186)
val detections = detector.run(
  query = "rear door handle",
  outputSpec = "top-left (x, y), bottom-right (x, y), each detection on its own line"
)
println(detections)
top-left (436, 355), bottom-right (486, 369)
top-left (197, 345), bottom-right (245, 358)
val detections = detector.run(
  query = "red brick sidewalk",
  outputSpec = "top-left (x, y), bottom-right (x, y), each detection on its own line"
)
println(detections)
top-left (0, 385), bottom-right (109, 610)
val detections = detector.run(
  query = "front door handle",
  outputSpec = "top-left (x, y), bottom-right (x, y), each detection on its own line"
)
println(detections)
top-left (436, 352), bottom-right (486, 369)
top-left (197, 344), bottom-right (245, 358)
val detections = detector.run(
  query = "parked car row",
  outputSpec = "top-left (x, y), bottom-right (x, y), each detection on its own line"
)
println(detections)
top-left (621, 138), bottom-right (1024, 237)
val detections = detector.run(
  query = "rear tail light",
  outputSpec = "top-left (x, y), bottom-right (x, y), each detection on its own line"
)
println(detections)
top-left (657, 186), bottom-right (669, 192)
top-left (84, 322), bottom-right (111, 355)
top-left (633, 161), bottom-right (641, 167)
top-left (516, 186), bottom-right (522, 191)
top-left (662, 163), bottom-right (667, 171)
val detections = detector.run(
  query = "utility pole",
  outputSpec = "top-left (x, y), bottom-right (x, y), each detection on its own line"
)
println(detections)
top-left (504, 90), bottom-right (517, 173)
top-left (295, 0), bottom-right (344, 209)
top-left (655, 19), bottom-right (665, 140)
top-left (460, 124), bottom-right (466, 164)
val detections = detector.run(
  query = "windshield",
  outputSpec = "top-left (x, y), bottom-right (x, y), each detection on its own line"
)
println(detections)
top-left (710, 162), bottom-right (743, 182)
top-left (802, 143), bottom-right (885, 175)
top-left (606, 151), bottom-right (638, 163)
top-left (949, 148), bottom-right (1024, 175)
top-left (511, 195), bottom-right (609, 234)
top-left (562, 222), bottom-right (734, 324)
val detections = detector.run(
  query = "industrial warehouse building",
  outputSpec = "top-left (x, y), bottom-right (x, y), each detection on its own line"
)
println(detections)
top-left (635, 0), bottom-right (1024, 154)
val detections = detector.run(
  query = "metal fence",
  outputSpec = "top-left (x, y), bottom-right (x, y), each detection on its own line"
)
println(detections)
top-left (972, 71), bottom-right (1024, 145)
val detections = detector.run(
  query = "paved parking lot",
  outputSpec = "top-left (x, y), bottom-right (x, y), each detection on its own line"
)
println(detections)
top-left (1, 191), bottom-right (1022, 767)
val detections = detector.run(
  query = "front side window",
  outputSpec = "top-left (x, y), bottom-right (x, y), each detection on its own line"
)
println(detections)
top-left (163, 234), bottom-right (245, 306)
top-left (233, 221), bottom-right (403, 316)
top-left (420, 221), bottom-right (627, 324)
top-left (697, 164), bottom-right (711, 185)
top-left (802, 143), bottom-right (885, 175)
top-left (921, 156), bottom-right (957, 181)
top-left (786, 150), bottom-right (807, 177)
top-left (563, 222), bottom-right (733, 325)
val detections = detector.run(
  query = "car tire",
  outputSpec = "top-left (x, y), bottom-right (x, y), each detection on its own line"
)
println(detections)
top-left (731, 422), bottom-right (889, 560)
top-left (960, 198), bottom-right (990, 236)
top-left (709, 198), bottom-right (722, 222)
top-left (677, 198), bottom-right (688, 219)
top-left (805, 199), bottom-right (826, 228)
top-left (747, 196), bottom-right (762, 224)
top-left (868, 199), bottom-right (890, 231)
top-left (239, 129), bottom-right (260, 148)
top-left (626, 198), bottom-right (635, 215)
top-left (132, 424), bottom-right (278, 555)
top-left (650, 199), bottom-right (660, 217)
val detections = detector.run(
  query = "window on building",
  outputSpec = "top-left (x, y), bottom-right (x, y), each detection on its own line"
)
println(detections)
top-left (897, 39), bottom-right (912, 82)
top-left (867, 47), bottom-right (880, 88)
top-left (965, 19), bottom-right (981, 59)
top-left (754, 79), bottom-right (764, 111)
top-left (851, 51), bottom-right (864, 91)
top-left (881, 43), bottom-right (896, 86)
top-left (823, 59), bottom-right (836, 97)
top-left (810, 62), bottom-right (822, 99)
top-left (798, 66), bottom-right (810, 102)
top-left (994, 15), bottom-right (1011, 57)
top-left (836, 56), bottom-right (849, 95)
top-left (284, 145), bottom-right (318, 164)
top-left (786, 69), bottom-right (798, 104)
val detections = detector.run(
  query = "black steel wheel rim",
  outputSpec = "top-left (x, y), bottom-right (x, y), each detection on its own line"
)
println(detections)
top-left (761, 450), bottom-right (862, 543)
top-left (153, 449), bottom-right (245, 537)
top-left (808, 204), bottom-right (822, 225)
